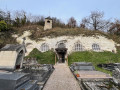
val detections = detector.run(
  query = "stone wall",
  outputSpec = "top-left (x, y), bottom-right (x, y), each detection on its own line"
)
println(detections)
top-left (14, 31), bottom-right (117, 56)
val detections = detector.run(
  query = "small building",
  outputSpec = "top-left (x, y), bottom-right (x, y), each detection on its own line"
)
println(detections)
top-left (0, 44), bottom-right (26, 71)
top-left (44, 17), bottom-right (52, 30)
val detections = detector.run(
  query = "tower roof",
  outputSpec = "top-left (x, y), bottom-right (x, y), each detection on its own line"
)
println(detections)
top-left (45, 16), bottom-right (52, 20)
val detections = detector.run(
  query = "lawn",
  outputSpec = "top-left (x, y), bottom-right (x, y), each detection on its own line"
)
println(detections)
top-left (25, 48), bottom-right (55, 65)
top-left (68, 51), bottom-right (120, 75)
top-left (25, 48), bottom-right (120, 74)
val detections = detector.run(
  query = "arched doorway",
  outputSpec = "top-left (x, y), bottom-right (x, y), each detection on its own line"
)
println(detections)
top-left (55, 42), bottom-right (67, 63)
top-left (15, 50), bottom-right (24, 69)
top-left (58, 43), bottom-right (66, 48)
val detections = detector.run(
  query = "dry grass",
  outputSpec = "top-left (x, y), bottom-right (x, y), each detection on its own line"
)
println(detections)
top-left (29, 26), bottom-right (110, 41)
top-left (0, 30), bottom-right (17, 48)
top-left (109, 34), bottom-right (120, 44)
top-left (12, 24), bottom-right (44, 36)
top-left (12, 24), bottom-right (120, 44)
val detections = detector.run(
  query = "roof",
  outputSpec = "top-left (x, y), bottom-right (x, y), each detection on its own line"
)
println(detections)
top-left (45, 16), bottom-right (52, 20)
top-left (0, 44), bottom-right (24, 52)
top-left (55, 48), bottom-right (67, 50)
top-left (0, 44), bottom-right (26, 71)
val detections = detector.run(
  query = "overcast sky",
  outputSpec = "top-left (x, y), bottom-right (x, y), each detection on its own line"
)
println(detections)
top-left (0, 0), bottom-right (120, 24)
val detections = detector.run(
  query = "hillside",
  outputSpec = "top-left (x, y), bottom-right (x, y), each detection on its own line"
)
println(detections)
top-left (0, 24), bottom-right (120, 49)
top-left (12, 25), bottom-right (120, 43)
top-left (1, 24), bottom-right (120, 74)
top-left (25, 47), bottom-right (120, 74)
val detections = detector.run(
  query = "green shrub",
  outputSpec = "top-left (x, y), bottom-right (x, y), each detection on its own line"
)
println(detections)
top-left (0, 20), bottom-right (7, 31)
top-left (25, 48), bottom-right (55, 64)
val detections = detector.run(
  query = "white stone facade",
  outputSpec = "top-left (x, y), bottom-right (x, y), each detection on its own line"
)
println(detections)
top-left (15, 31), bottom-right (117, 56)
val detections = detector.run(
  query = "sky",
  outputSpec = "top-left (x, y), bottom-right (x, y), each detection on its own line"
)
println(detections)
top-left (0, 0), bottom-right (120, 24)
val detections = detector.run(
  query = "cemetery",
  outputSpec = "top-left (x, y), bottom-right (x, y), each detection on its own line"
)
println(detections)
top-left (0, 12), bottom-right (120, 90)
top-left (0, 35), bottom-right (120, 90)
top-left (0, 42), bottom-right (54, 90)
top-left (70, 62), bottom-right (120, 90)
top-left (0, 41), bottom-right (120, 90)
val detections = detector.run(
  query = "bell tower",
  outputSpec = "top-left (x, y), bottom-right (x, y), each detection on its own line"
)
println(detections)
top-left (44, 17), bottom-right (52, 30)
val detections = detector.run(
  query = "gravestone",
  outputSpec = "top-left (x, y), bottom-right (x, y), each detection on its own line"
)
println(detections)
top-left (0, 44), bottom-right (39, 90)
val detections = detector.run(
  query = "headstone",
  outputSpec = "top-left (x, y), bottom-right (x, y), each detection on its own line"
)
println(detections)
top-left (0, 72), bottom-right (39, 90)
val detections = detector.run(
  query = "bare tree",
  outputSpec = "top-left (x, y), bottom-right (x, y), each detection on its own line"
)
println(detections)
top-left (109, 19), bottom-right (120, 35)
top-left (0, 10), bottom-right (5, 21)
top-left (5, 11), bottom-right (11, 25)
top-left (52, 17), bottom-right (65, 28)
top-left (80, 17), bottom-right (89, 28)
top-left (81, 11), bottom-right (110, 31)
top-left (13, 10), bottom-right (27, 26)
top-left (26, 13), bottom-right (32, 24)
top-left (21, 12), bottom-right (27, 26)
top-left (89, 11), bottom-right (104, 30)
top-left (67, 17), bottom-right (77, 28)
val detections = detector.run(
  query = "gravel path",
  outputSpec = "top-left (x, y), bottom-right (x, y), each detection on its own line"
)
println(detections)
top-left (43, 63), bottom-right (81, 90)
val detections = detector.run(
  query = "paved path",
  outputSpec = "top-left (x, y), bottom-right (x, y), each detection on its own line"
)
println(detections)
top-left (43, 63), bottom-right (81, 90)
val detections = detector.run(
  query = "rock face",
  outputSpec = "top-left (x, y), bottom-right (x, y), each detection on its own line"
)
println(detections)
top-left (15, 31), bottom-right (117, 56)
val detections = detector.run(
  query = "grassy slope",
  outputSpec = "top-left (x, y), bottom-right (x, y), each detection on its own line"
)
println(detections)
top-left (25, 48), bottom-right (55, 64)
top-left (11, 25), bottom-right (120, 44)
top-left (26, 48), bottom-right (120, 74)
top-left (68, 51), bottom-right (120, 75)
